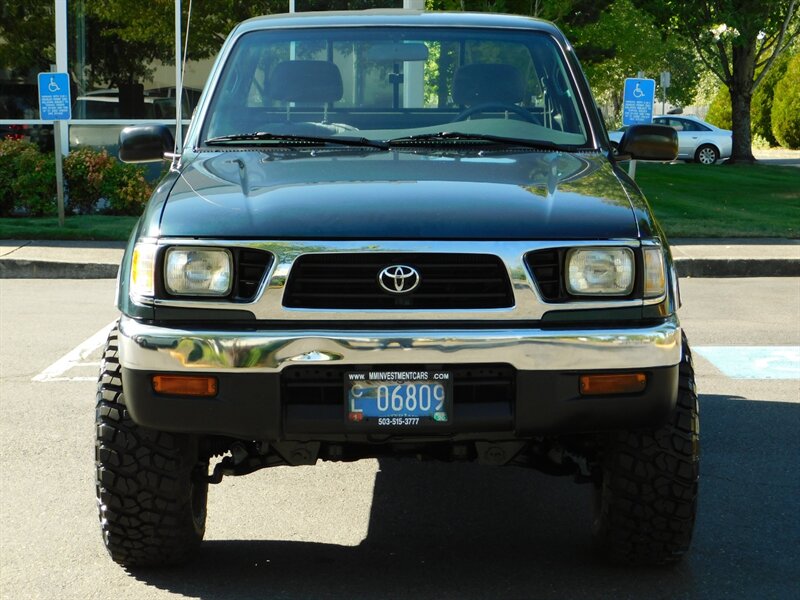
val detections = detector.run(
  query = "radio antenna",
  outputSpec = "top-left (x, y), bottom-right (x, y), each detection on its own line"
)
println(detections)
top-left (173, 0), bottom-right (193, 162)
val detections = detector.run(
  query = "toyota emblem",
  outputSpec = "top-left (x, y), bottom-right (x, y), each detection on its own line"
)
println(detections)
top-left (378, 265), bottom-right (420, 294)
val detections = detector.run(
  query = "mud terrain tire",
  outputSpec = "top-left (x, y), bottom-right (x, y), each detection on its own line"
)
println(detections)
top-left (95, 325), bottom-right (208, 567)
top-left (592, 333), bottom-right (699, 565)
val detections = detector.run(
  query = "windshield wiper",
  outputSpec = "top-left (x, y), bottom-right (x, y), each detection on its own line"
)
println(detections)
top-left (386, 131), bottom-right (565, 151)
top-left (204, 132), bottom-right (388, 150)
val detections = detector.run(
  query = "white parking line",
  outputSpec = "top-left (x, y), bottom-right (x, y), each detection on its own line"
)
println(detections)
top-left (32, 322), bottom-right (116, 383)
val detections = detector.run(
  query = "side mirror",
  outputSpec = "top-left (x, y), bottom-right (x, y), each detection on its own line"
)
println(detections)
top-left (119, 124), bottom-right (175, 163)
top-left (617, 124), bottom-right (677, 161)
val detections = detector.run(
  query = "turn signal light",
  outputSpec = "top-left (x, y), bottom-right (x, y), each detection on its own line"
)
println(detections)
top-left (152, 375), bottom-right (218, 397)
top-left (580, 373), bottom-right (646, 396)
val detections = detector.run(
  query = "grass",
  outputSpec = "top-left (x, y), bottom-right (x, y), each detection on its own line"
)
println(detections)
top-left (0, 215), bottom-right (138, 241)
top-left (635, 162), bottom-right (800, 238)
top-left (1, 163), bottom-right (797, 240)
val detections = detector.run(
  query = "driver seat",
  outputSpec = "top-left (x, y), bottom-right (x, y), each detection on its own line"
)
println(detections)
top-left (451, 63), bottom-right (526, 106)
top-left (266, 60), bottom-right (343, 123)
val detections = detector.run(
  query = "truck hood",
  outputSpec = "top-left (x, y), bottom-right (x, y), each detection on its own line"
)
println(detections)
top-left (158, 149), bottom-right (640, 240)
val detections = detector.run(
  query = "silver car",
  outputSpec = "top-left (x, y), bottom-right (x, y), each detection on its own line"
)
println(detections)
top-left (609, 115), bottom-right (732, 165)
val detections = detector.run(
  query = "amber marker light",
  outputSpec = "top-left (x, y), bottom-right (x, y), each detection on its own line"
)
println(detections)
top-left (130, 242), bottom-right (157, 300)
top-left (152, 375), bottom-right (218, 397)
top-left (580, 373), bottom-right (647, 396)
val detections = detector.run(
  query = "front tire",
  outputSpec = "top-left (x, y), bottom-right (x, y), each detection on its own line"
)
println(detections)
top-left (695, 144), bottom-right (719, 165)
top-left (95, 324), bottom-right (209, 567)
top-left (591, 333), bottom-right (699, 565)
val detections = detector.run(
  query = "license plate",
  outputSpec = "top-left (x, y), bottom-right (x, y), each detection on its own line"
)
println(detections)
top-left (345, 370), bottom-right (451, 426)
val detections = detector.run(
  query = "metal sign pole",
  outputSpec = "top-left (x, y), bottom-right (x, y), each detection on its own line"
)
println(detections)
top-left (44, 66), bottom-right (69, 228)
top-left (660, 71), bottom-right (671, 116)
top-left (54, 120), bottom-right (65, 227)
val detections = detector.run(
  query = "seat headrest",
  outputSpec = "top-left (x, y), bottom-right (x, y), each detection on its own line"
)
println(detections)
top-left (267, 60), bottom-right (343, 104)
top-left (452, 64), bottom-right (525, 105)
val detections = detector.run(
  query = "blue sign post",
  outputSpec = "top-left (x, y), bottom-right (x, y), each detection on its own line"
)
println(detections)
top-left (38, 72), bottom-right (72, 227)
top-left (622, 78), bottom-right (655, 126)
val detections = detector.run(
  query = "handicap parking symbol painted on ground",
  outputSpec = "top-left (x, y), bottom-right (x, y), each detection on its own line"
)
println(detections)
top-left (694, 346), bottom-right (800, 380)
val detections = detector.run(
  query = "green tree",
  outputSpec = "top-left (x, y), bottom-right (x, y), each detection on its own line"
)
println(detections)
top-left (426, 0), bottom-right (615, 60)
top-left (78, 1), bottom-right (288, 88)
top-left (771, 53), bottom-right (800, 148)
top-left (633, 0), bottom-right (800, 163)
top-left (76, 0), bottom-right (404, 91)
top-left (426, 0), bottom-right (702, 125)
top-left (0, 0), bottom-right (54, 76)
top-left (574, 0), bottom-right (701, 123)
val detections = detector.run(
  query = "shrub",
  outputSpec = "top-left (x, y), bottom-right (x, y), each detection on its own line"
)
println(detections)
top-left (64, 147), bottom-right (153, 216)
top-left (771, 54), bottom-right (800, 149)
top-left (0, 139), bottom-right (56, 216)
top-left (12, 145), bottom-right (56, 216)
top-left (0, 138), bottom-right (31, 217)
top-left (64, 148), bottom-right (115, 214)
top-left (705, 86), bottom-right (732, 130)
top-left (751, 133), bottom-right (771, 150)
top-left (0, 139), bottom-right (39, 216)
top-left (102, 161), bottom-right (154, 216)
top-left (752, 54), bottom-right (790, 147)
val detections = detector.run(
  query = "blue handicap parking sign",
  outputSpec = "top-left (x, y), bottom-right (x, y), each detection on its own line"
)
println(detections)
top-left (622, 78), bottom-right (655, 126)
top-left (38, 72), bottom-right (72, 121)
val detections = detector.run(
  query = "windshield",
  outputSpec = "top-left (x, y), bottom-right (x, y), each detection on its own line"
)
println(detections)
top-left (202, 27), bottom-right (590, 148)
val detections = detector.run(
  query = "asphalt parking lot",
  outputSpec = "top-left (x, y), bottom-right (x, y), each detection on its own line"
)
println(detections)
top-left (0, 277), bottom-right (798, 600)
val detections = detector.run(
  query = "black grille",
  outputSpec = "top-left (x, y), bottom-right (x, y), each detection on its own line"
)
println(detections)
top-left (525, 248), bottom-right (566, 301)
top-left (233, 249), bottom-right (273, 302)
top-left (283, 253), bottom-right (513, 309)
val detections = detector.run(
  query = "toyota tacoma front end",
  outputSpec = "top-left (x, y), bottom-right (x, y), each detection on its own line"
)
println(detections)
top-left (95, 11), bottom-right (698, 567)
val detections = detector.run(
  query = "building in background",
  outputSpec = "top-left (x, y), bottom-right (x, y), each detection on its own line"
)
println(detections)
top-left (0, 0), bottom-right (411, 157)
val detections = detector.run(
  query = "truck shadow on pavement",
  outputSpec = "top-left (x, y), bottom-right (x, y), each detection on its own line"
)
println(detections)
top-left (128, 394), bottom-right (799, 600)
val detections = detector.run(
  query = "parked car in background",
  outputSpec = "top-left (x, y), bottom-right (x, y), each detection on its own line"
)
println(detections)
top-left (609, 115), bottom-right (732, 164)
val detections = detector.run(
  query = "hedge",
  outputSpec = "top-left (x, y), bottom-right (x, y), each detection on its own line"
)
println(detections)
top-left (771, 53), bottom-right (800, 149)
top-left (0, 140), bottom-right (154, 217)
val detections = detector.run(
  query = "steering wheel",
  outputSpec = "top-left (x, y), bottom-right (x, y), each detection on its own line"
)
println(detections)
top-left (452, 102), bottom-right (540, 124)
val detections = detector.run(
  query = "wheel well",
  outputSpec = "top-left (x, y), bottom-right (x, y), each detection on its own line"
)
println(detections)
top-left (696, 143), bottom-right (719, 154)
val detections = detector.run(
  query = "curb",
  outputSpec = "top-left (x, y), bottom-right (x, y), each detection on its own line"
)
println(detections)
top-left (0, 260), bottom-right (118, 279)
top-left (1, 258), bottom-right (798, 280)
top-left (674, 258), bottom-right (800, 278)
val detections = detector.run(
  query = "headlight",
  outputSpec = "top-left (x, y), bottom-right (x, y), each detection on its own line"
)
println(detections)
top-left (566, 247), bottom-right (634, 296)
top-left (643, 247), bottom-right (666, 298)
top-left (130, 242), bottom-right (157, 301)
top-left (164, 247), bottom-right (233, 296)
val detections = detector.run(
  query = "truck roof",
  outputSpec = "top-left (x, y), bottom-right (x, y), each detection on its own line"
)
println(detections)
top-left (237, 10), bottom-right (561, 37)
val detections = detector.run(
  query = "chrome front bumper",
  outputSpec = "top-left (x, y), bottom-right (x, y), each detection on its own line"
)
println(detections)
top-left (118, 315), bottom-right (682, 373)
